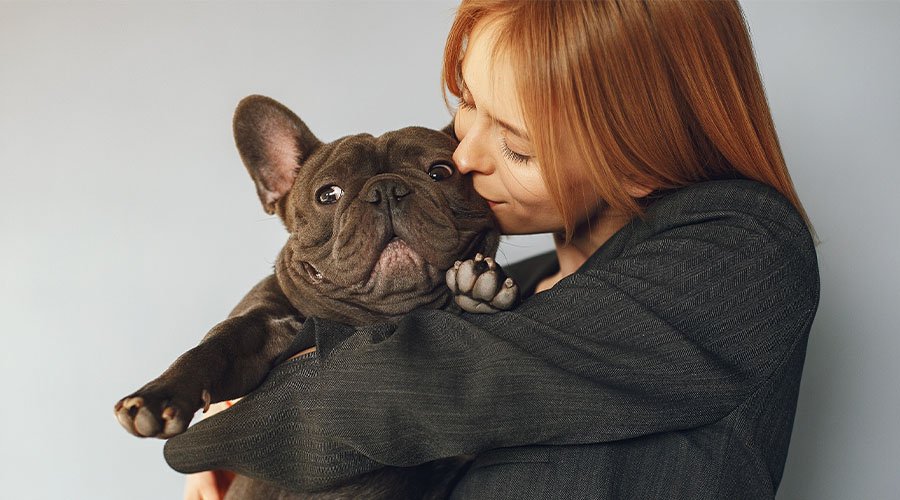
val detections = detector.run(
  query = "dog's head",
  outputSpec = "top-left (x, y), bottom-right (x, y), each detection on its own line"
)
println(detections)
top-left (233, 95), bottom-right (497, 324)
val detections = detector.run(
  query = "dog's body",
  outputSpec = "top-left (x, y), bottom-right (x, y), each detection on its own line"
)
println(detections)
top-left (115, 95), bottom-right (516, 498)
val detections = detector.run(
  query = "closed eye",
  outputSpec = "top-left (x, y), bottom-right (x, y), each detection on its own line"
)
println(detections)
top-left (500, 137), bottom-right (532, 164)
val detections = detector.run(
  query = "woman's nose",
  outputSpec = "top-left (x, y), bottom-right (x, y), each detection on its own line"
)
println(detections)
top-left (453, 125), bottom-right (493, 175)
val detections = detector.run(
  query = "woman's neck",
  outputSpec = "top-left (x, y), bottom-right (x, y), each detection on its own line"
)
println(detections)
top-left (537, 209), bottom-right (633, 292)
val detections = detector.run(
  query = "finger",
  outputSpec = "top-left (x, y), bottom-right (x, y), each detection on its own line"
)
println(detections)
top-left (214, 470), bottom-right (236, 496)
top-left (183, 472), bottom-right (220, 500)
top-left (199, 483), bottom-right (221, 500)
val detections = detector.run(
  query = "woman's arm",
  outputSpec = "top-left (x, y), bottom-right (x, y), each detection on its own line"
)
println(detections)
top-left (164, 180), bottom-right (820, 492)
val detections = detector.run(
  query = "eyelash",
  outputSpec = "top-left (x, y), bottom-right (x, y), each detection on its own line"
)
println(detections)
top-left (500, 137), bottom-right (532, 164)
top-left (458, 95), bottom-right (531, 164)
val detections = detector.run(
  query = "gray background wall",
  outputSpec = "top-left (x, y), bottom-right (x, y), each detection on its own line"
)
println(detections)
top-left (1, 1), bottom-right (897, 498)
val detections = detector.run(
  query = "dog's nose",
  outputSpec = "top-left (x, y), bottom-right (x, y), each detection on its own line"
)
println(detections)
top-left (365, 179), bottom-right (411, 205)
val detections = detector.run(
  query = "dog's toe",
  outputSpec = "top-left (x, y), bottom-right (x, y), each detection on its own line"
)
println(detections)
top-left (114, 391), bottom-right (196, 439)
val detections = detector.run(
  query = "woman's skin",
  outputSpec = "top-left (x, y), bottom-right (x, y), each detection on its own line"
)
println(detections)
top-left (453, 19), bottom-right (651, 292)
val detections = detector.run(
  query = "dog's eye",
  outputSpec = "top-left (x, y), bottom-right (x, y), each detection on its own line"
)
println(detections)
top-left (316, 185), bottom-right (344, 204)
top-left (428, 163), bottom-right (454, 181)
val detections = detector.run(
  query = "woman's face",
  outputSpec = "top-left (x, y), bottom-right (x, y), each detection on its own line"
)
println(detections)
top-left (452, 21), bottom-right (600, 235)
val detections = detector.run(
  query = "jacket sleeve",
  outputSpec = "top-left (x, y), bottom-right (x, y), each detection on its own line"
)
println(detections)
top-left (313, 206), bottom-right (819, 454)
top-left (164, 185), bottom-right (820, 491)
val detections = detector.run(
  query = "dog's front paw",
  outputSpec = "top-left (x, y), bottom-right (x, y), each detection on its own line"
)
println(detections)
top-left (446, 253), bottom-right (519, 313)
top-left (114, 386), bottom-right (209, 439)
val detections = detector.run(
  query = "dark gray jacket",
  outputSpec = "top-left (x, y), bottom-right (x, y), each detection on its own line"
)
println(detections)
top-left (166, 179), bottom-right (820, 499)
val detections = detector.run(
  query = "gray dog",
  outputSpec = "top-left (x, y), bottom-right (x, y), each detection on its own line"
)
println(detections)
top-left (115, 95), bottom-right (518, 499)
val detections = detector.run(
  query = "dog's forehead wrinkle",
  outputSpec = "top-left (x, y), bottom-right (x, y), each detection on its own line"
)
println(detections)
top-left (309, 140), bottom-right (337, 162)
top-left (301, 143), bottom-right (338, 179)
top-left (378, 138), bottom-right (452, 175)
top-left (336, 133), bottom-right (377, 153)
top-left (327, 135), bottom-right (378, 175)
top-left (300, 143), bottom-right (373, 195)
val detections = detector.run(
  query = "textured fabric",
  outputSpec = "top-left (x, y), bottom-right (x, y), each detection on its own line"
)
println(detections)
top-left (164, 179), bottom-right (820, 499)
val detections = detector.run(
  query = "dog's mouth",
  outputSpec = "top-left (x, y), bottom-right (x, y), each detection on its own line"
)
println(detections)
top-left (301, 260), bottom-right (325, 284)
top-left (300, 237), bottom-right (429, 287)
top-left (367, 237), bottom-right (426, 279)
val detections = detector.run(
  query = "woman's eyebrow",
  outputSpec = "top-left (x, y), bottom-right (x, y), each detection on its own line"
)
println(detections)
top-left (460, 81), bottom-right (531, 142)
top-left (495, 117), bottom-right (530, 142)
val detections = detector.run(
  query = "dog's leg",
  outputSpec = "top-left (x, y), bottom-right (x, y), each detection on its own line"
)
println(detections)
top-left (114, 274), bottom-right (306, 438)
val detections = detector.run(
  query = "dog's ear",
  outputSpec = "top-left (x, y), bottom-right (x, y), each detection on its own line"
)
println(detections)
top-left (440, 120), bottom-right (458, 142)
top-left (233, 95), bottom-right (323, 215)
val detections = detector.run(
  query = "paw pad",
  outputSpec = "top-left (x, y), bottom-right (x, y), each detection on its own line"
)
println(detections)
top-left (446, 253), bottom-right (519, 313)
top-left (114, 389), bottom-right (200, 439)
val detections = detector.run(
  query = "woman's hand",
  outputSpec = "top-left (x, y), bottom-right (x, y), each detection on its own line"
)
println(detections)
top-left (181, 400), bottom-right (238, 499)
top-left (164, 322), bottom-right (385, 493)
top-left (183, 470), bottom-right (235, 500)
top-left (290, 346), bottom-right (317, 359)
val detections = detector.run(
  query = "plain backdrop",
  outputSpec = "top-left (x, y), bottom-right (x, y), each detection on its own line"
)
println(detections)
top-left (1, 1), bottom-right (898, 499)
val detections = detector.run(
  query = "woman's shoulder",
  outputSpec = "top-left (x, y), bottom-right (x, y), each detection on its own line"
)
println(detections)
top-left (640, 178), bottom-right (813, 247)
top-left (578, 178), bottom-right (820, 330)
top-left (588, 178), bottom-right (818, 274)
top-left (647, 179), bottom-right (803, 227)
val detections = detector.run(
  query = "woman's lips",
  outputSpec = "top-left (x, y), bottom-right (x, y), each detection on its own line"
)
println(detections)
top-left (487, 200), bottom-right (503, 208)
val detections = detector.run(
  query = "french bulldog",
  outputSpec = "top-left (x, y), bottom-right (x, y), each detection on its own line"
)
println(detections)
top-left (114, 95), bottom-right (518, 499)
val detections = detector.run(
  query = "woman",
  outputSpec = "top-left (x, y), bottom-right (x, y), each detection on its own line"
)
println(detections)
top-left (171, 1), bottom-right (820, 498)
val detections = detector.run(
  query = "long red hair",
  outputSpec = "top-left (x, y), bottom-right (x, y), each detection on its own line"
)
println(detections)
top-left (442, 0), bottom-right (816, 243)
